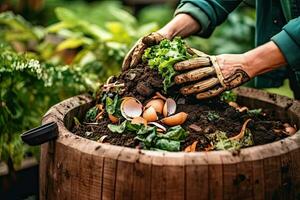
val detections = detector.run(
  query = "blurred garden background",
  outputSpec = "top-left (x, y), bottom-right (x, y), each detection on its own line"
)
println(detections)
top-left (0, 0), bottom-right (257, 198)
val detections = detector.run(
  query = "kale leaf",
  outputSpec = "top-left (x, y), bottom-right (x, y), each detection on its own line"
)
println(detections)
top-left (142, 37), bottom-right (192, 91)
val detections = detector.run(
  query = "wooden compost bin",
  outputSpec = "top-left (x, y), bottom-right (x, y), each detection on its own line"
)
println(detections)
top-left (40, 87), bottom-right (300, 200)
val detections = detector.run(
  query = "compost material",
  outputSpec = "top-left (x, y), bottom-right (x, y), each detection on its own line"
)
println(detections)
top-left (72, 64), bottom-right (295, 152)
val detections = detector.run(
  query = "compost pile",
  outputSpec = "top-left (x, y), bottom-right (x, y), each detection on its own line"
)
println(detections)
top-left (72, 38), bottom-right (297, 152)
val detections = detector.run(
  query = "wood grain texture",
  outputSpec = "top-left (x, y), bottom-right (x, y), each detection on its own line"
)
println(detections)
top-left (39, 89), bottom-right (300, 200)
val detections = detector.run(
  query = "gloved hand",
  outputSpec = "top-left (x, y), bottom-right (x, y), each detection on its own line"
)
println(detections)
top-left (122, 32), bottom-right (165, 71)
top-left (174, 48), bottom-right (251, 99)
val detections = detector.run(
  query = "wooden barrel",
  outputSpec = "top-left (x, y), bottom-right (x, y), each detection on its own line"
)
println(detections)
top-left (40, 87), bottom-right (300, 200)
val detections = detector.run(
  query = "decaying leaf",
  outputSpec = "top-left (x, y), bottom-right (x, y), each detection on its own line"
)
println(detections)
top-left (184, 141), bottom-right (198, 152)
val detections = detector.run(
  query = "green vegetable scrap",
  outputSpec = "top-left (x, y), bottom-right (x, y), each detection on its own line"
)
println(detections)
top-left (247, 108), bottom-right (262, 117)
top-left (107, 119), bottom-right (188, 152)
top-left (142, 37), bottom-right (192, 91)
top-left (220, 91), bottom-right (238, 103)
top-left (85, 106), bottom-right (98, 122)
top-left (105, 95), bottom-right (121, 117)
top-left (207, 130), bottom-right (254, 151)
top-left (207, 111), bottom-right (220, 122)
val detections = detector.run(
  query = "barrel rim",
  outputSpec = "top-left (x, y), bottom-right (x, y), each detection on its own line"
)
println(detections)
top-left (42, 87), bottom-right (300, 165)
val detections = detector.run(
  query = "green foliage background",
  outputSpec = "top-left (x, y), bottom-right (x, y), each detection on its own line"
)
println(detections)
top-left (0, 1), bottom-right (255, 166)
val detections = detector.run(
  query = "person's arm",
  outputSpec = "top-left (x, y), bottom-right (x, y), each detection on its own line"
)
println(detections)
top-left (174, 0), bottom-right (243, 38)
top-left (173, 41), bottom-right (287, 99)
top-left (271, 17), bottom-right (300, 72)
top-left (219, 41), bottom-right (287, 80)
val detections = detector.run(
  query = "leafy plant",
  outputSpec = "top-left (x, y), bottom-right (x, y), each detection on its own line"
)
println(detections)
top-left (143, 37), bottom-right (192, 91)
top-left (247, 108), bottom-right (262, 117)
top-left (207, 111), bottom-right (220, 122)
top-left (220, 91), bottom-right (238, 103)
top-left (105, 95), bottom-right (121, 116)
top-left (107, 119), bottom-right (188, 152)
top-left (0, 43), bottom-right (88, 167)
top-left (207, 130), bottom-right (254, 151)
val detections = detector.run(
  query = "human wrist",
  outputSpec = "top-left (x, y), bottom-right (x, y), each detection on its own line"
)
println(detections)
top-left (243, 41), bottom-right (287, 77)
top-left (157, 14), bottom-right (201, 40)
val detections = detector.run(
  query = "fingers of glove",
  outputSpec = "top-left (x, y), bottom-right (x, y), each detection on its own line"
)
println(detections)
top-left (196, 87), bottom-right (225, 100)
top-left (129, 42), bottom-right (148, 68)
top-left (187, 48), bottom-right (208, 57)
top-left (174, 57), bottom-right (211, 71)
top-left (174, 67), bottom-right (215, 84)
top-left (122, 38), bottom-right (143, 70)
top-left (180, 77), bottom-right (220, 95)
top-left (142, 33), bottom-right (164, 45)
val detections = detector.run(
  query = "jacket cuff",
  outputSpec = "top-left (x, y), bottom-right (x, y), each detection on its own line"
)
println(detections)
top-left (175, 2), bottom-right (211, 37)
top-left (271, 30), bottom-right (300, 71)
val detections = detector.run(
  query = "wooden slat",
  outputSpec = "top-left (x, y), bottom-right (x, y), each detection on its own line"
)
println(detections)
top-left (164, 153), bottom-right (185, 200)
top-left (115, 148), bottom-right (139, 200)
top-left (263, 144), bottom-right (282, 200)
top-left (185, 153), bottom-right (208, 200)
top-left (150, 153), bottom-right (165, 200)
top-left (247, 147), bottom-right (265, 200)
top-left (132, 152), bottom-right (153, 200)
top-left (220, 152), bottom-right (239, 200)
top-left (102, 146), bottom-right (123, 200)
top-left (206, 152), bottom-right (223, 200)
top-left (236, 160), bottom-right (253, 200)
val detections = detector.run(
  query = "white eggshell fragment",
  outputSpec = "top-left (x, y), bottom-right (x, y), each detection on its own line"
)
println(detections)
top-left (145, 99), bottom-right (164, 114)
top-left (163, 98), bottom-right (177, 117)
top-left (121, 97), bottom-right (143, 120)
top-left (142, 106), bottom-right (158, 122)
top-left (161, 112), bottom-right (188, 126)
top-left (148, 122), bottom-right (167, 132)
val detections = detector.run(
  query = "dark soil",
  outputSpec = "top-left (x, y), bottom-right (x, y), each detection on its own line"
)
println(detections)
top-left (72, 64), bottom-right (292, 151)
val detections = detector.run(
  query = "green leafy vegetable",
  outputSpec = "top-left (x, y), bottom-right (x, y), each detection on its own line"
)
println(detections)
top-left (207, 130), bottom-right (254, 151)
top-left (247, 108), bottom-right (262, 117)
top-left (85, 106), bottom-right (98, 122)
top-left (135, 125), bottom-right (188, 151)
top-left (108, 120), bottom-right (127, 133)
top-left (108, 120), bottom-right (142, 134)
top-left (220, 91), bottom-right (237, 103)
top-left (207, 111), bottom-right (220, 122)
top-left (154, 139), bottom-right (181, 152)
top-left (142, 37), bottom-right (192, 91)
top-left (105, 95), bottom-right (120, 115)
top-left (158, 125), bottom-right (187, 140)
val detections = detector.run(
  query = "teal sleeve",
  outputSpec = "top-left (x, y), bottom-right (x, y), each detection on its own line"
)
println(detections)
top-left (271, 17), bottom-right (300, 71)
top-left (175, 0), bottom-right (242, 37)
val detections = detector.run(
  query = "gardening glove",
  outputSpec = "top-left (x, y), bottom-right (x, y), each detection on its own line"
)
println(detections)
top-left (122, 32), bottom-right (165, 71)
top-left (174, 49), bottom-right (251, 99)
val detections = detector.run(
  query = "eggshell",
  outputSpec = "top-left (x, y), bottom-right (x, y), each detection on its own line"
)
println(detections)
top-left (148, 122), bottom-right (167, 132)
top-left (142, 106), bottom-right (158, 122)
top-left (121, 97), bottom-right (143, 119)
top-left (145, 99), bottom-right (164, 114)
top-left (161, 112), bottom-right (188, 126)
top-left (108, 114), bottom-right (119, 124)
top-left (132, 117), bottom-right (147, 126)
top-left (228, 101), bottom-right (239, 109)
top-left (163, 98), bottom-right (177, 117)
top-left (285, 126), bottom-right (297, 135)
top-left (153, 92), bottom-right (167, 101)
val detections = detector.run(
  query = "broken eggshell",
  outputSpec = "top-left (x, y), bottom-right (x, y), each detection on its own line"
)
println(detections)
top-left (161, 112), bottom-right (188, 126)
top-left (121, 97), bottom-right (143, 120)
top-left (163, 98), bottom-right (176, 117)
top-left (145, 99), bottom-right (164, 114)
top-left (142, 106), bottom-right (158, 122)
top-left (108, 114), bottom-right (119, 124)
top-left (132, 116), bottom-right (147, 126)
top-left (148, 122), bottom-right (167, 132)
